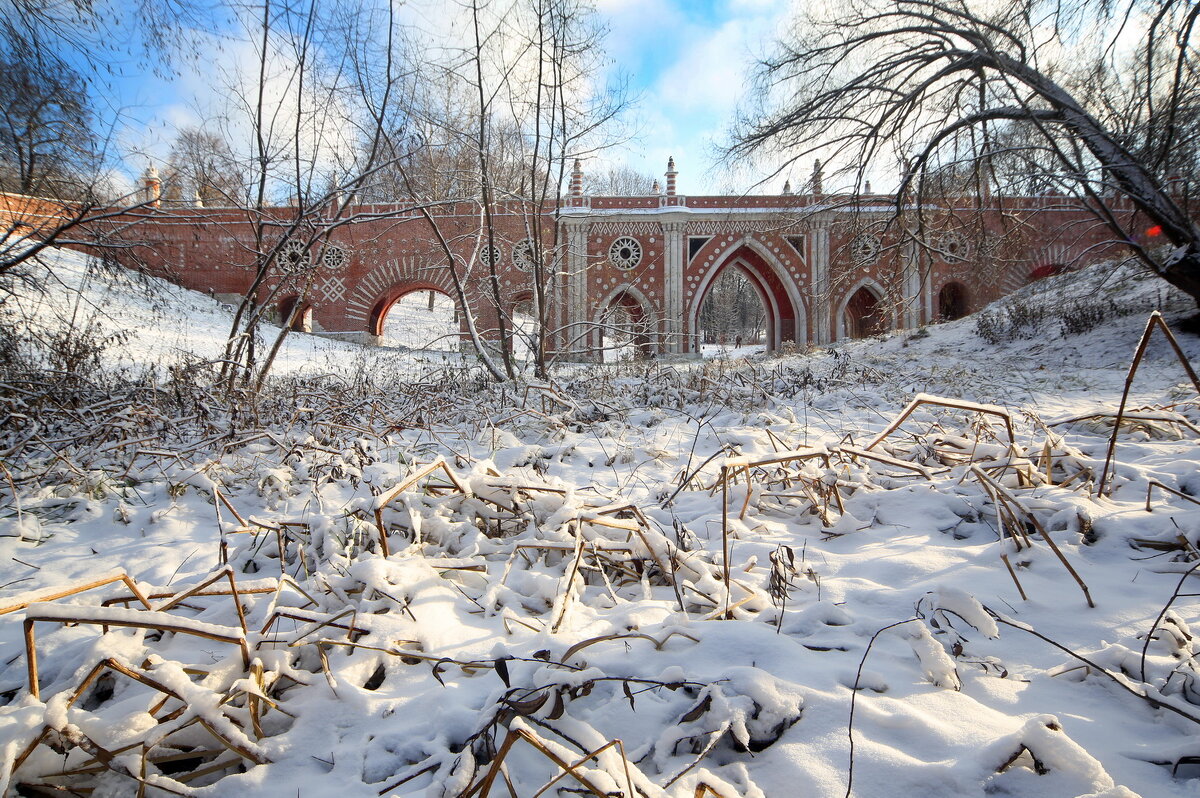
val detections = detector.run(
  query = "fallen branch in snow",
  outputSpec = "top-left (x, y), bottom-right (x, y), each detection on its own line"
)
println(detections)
top-left (1139, 561), bottom-right (1200, 682)
top-left (987, 609), bottom-right (1200, 727)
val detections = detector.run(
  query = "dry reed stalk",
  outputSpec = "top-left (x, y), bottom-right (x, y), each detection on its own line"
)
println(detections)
top-left (155, 567), bottom-right (248, 634)
top-left (580, 504), bottom-right (686, 609)
top-left (971, 466), bottom-right (1095, 608)
top-left (521, 383), bottom-right (576, 414)
top-left (311, 638), bottom-right (492, 675)
top-left (0, 572), bottom-right (153, 616)
top-left (551, 524), bottom-right (586, 633)
top-left (103, 585), bottom-right (275, 608)
top-left (258, 607), bottom-right (366, 642)
top-left (702, 594), bottom-right (755, 620)
top-left (375, 761), bottom-right (441, 795)
top-left (371, 458), bottom-right (468, 556)
top-left (461, 725), bottom-right (626, 798)
top-left (1053, 410), bottom-right (1200, 436)
top-left (722, 464), bottom-right (731, 619)
top-left (865, 396), bottom-right (1015, 452)
top-left (1099, 313), bottom-right (1200, 496)
top-left (694, 786), bottom-right (730, 798)
top-left (14, 656), bottom-right (269, 786)
top-left (24, 610), bottom-right (251, 698)
top-left (530, 738), bottom-right (635, 798)
top-left (501, 542), bottom-right (636, 587)
top-left (834, 445), bottom-right (934, 479)
top-left (1000, 554), bottom-right (1029, 601)
top-left (1145, 480), bottom-right (1200, 512)
top-left (558, 631), bottom-right (700, 665)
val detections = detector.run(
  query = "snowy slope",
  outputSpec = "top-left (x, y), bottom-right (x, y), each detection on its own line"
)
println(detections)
top-left (0, 249), bottom-right (1199, 797)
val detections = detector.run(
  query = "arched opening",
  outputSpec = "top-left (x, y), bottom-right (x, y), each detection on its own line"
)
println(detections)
top-left (697, 266), bottom-right (767, 355)
top-left (370, 286), bottom-right (460, 351)
top-left (278, 295), bottom-right (313, 333)
top-left (844, 285), bottom-right (887, 339)
top-left (688, 243), bottom-right (804, 354)
top-left (938, 282), bottom-right (968, 321)
top-left (508, 293), bottom-right (538, 361)
top-left (598, 289), bottom-right (653, 363)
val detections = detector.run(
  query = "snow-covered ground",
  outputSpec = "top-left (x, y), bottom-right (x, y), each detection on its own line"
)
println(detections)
top-left (1, 248), bottom-right (1199, 797)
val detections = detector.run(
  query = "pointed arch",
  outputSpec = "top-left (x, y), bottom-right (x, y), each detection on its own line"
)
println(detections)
top-left (836, 278), bottom-right (891, 340)
top-left (687, 237), bottom-right (807, 353)
top-left (593, 283), bottom-right (657, 360)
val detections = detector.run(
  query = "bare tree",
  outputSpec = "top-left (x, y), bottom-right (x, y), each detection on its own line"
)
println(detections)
top-left (729, 0), bottom-right (1200, 306)
top-left (165, 127), bottom-right (245, 206)
top-left (587, 163), bottom-right (657, 196)
top-left (0, 43), bottom-right (96, 200)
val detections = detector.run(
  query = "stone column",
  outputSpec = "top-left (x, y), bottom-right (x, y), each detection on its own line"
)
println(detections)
top-left (902, 241), bottom-right (921, 329)
top-left (810, 223), bottom-right (831, 344)
top-left (662, 219), bottom-right (686, 354)
top-left (563, 218), bottom-right (590, 359)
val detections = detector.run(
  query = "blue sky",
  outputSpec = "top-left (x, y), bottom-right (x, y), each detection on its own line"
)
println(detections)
top-left (592, 0), bottom-right (795, 193)
top-left (98, 0), bottom-right (797, 196)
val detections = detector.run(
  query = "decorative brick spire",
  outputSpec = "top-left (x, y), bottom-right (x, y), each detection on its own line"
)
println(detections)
top-left (811, 159), bottom-right (823, 197)
top-left (782, 179), bottom-right (792, 196)
top-left (570, 158), bottom-right (583, 197)
top-left (665, 156), bottom-right (677, 197)
top-left (141, 165), bottom-right (161, 208)
top-left (652, 179), bottom-right (661, 194)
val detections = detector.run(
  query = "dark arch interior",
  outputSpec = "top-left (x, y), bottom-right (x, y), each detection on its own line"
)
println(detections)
top-left (278, 295), bottom-right (312, 332)
top-left (938, 282), bottom-right (968, 321)
top-left (845, 286), bottom-right (887, 339)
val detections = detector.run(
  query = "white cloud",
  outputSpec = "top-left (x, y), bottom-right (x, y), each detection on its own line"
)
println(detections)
top-left (596, 0), bottom-right (795, 193)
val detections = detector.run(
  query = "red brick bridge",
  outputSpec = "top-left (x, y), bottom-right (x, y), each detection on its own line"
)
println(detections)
top-left (46, 159), bottom-right (1138, 360)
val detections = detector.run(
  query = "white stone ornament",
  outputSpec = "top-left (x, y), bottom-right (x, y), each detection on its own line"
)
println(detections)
top-left (480, 244), bottom-right (501, 267)
top-left (512, 240), bottom-right (535, 271)
top-left (937, 231), bottom-right (970, 262)
top-left (279, 240), bottom-right (312, 275)
top-left (850, 233), bottom-right (881, 265)
top-left (322, 244), bottom-right (348, 272)
top-left (609, 236), bottom-right (642, 270)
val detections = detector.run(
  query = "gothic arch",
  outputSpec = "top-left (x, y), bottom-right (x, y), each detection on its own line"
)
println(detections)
top-left (688, 237), bottom-right (807, 352)
top-left (836, 278), bottom-right (891, 340)
top-left (593, 283), bottom-right (657, 359)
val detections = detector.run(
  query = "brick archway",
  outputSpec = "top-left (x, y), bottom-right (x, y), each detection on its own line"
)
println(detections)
top-left (342, 257), bottom-right (459, 336)
top-left (938, 281), bottom-right (969, 320)
top-left (688, 240), bottom-right (805, 353)
top-left (278, 294), bottom-right (314, 332)
top-left (367, 283), bottom-right (460, 338)
top-left (839, 281), bottom-right (889, 339)
top-left (594, 284), bottom-right (656, 359)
